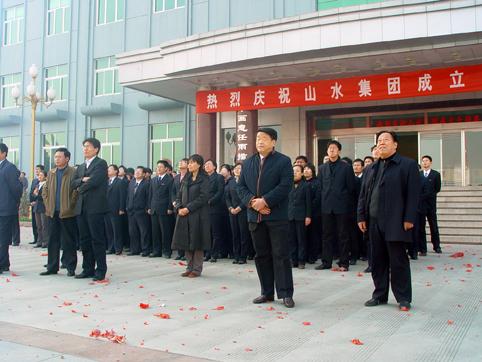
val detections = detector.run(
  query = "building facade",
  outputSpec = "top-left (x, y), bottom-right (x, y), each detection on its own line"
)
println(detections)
top-left (1, 0), bottom-right (482, 188)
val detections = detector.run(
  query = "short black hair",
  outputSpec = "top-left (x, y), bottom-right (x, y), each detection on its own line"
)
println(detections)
top-left (295, 155), bottom-right (308, 163)
top-left (353, 158), bottom-right (364, 166)
top-left (327, 140), bottom-right (342, 151)
top-left (136, 166), bottom-right (146, 173)
top-left (144, 168), bottom-right (152, 174)
top-left (55, 147), bottom-right (71, 160)
top-left (181, 158), bottom-right (189, 163)
top-left (39, 170), bottom-right (47, 177)
top-left (127, 167), bottom-right (135, 175)
top-left (220, 164), bottom-right (232, 173)
top-left (157, 160), bottom-right (169, 168)
top-left (109, 164), bottom-right (119, 173)
top-left (0, 143), bottom-right (8, 156)
top-left (421, 155), bottom-right (432, 162)
top-left (257, 127), bottom-right (278, 141)
top-left (376, 130), bottom-right (399, 144)
top-left (341, 157), bottom-right (352, 165)
top-left (36, 164), bottom-right (45, 170)
top-left (364, 156), bottom-right (374, 164)
top-left (304, 163), bottom-right (317, 177)
top-left (205, 159), bottom-right (217, 169)
top-left (189, 154), bottom-right (205, 168)
top-left (370, 145), bottom-right (377, 152)
top-left (83, 137), bottom-right (101, 154)
top-left (166, 164), bottom-right (173, 172)
top-left (293, 164), bottom-right (303, 173)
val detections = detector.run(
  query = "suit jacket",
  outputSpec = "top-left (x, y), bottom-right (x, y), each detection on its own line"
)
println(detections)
top-left (149, 174), bottom-right (174, 215)
top-left (107, 177), bottom-right (127, 215)
top-left (29, 178), bottom-right (40, 203)
top-left (237, 150), bottom-right (293, 223)
top-left (32, 183), bottom-right (46, 214)
top-left (225, 176), bottom-right (245, 211)
top-left (305, 177), bottom-right (321, 217)
top-left (126, 179), bottom-right (149, 215)
top-left (288, 180), bottom-right (312, 221)
top-left (71, 157), bottom-right (109, 215)
top-left (0, 159), bottom-right (23, 216)
top-left (317, 158), bottom-right (355, 215)
top-left (208, 172), bottom-right (226, 214)
top-left (419, 169), bottom-right (441, 212)
top-left (357, 153), bottom-right (421, 242)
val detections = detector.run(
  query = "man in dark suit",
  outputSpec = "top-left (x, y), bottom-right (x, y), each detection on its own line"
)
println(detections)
top-left (28, 165), bottom-right (45, 245)
top-left (316, 140), bottom-right (355, 271)
top-left (418, 155), bottom-right (442, 255)
top-left (0, 143), bottom-right (23, 274)
top-left (171, 158), bottom-right (188, 260)
top-left (149, 160), bottom-right (175, 258)
top-left (358, 131), bottom-right (420, 311)
top-left (105, 164), bottom-right (127, 255)
top-left (238, 128), bottom-right (295, 308)
top-left (204, 159), bottom-right (227, 262)
top-left (126, 166), bottom-right (150, 256)
top-left (71, 138), bottom-right (109, 281)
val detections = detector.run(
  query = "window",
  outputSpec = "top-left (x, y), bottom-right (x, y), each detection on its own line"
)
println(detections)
top-left (0, 136), bottom-right (20, 168)
top-left (1, 73), bottom-right (21, 109)
top-left (3, 5), bottom-right (24, 46)
top-left (45, 64), bottom-right (68, 101)
top-left (94, 56), bottom-right (121, 96)
top-left (153, 0), bottom-right (185, 13)
top-left (42, 132), bottom-right (66, 171)
top-left (150, 123), bottom-right (184, 170)
top-left (97, 0), bottom-right (124, 25)
top-left (47, 0), bottom-right (71, 36)
top-left (92, 128), bottom-right (121, 165)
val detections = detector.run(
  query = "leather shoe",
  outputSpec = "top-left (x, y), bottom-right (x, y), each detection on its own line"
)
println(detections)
top-left (283, 297), bottom-right (295, 308)
top-left (298, 264), bottom-right (305, 269)
top-left (106, 251), bottom-right (114, 255)
top-left (149, 253), bottom-right (161, 258)
top-left (252, 295), bottom-right (274, 304)
top-left (115, 251), bottom-right (122, 255)
top-left (419, 252), bottom-right (427, 256)
top-left (141, 252), bottom-right (149, 257)
top-left (315, 264), bottom-right (331, 270)
top-left (363, 267), bottom-right (372, 273)
top-left (399, 301), bottom-right (411, 311)
top-left (174, 255), bottom-right (182, 260)
top-left (349, 259), bottom-right (357, 266)
top-left (232, 260), bottom-right (239, 264)
top-left (210, 258), bottom-right (217, 263)
top-left (75, 272), bottom-right (94, 279)
top-left (127, 252), bottom-right (140, 256)
top-left (434, 247), bottom-right (442, 254)
top-left (181, 271), bottom-right (191, 277)
top-left (187, 272), bottom-right (200, 278)
top-left (67, 270), bottom-right (75, 277)
top-left (40, 270), bottom-right (58, 276)
top-left (29, 241), bottom-right (36, 244)
top-left (92, 276), bottom-right (106, 281)
top-left (364, 298), bottom-right (387, 307)
top-left (238, 260), bottom-right (247, 265)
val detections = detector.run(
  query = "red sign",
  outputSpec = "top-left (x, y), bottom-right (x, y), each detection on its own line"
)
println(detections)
top-left (196, 64), bottom-right (482, 113)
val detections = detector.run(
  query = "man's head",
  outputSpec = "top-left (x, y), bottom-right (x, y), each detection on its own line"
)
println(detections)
top-left (157, 160), bottom-right (169, 176)
top-left (353, 158), bottom-right (364, 175)
top-left (256, 128), bottom-right (277, 156)
top-left (303, 163), bottom-right (316, 180)
top-left (326, 140), bottom-right (342, 161)
top-left (134, 166), bottom-right (145, 181)
top-left (178, 158), bottom-right (188, 172)
top-left (220, 164), bottom-right (232, 180)
top-left (363, 156), bottom-right (374, 166)
top-left (376, 131), bottom-right (398, 159)
top-left (295, 155), bottom-right (308, 168)
top-left (204, 159), bottom-right (217, 175)
top-left (82, 138), bottom-right (101, 159)
top-left (20, 171), bottom-right (26, 178)
top-left (38, 170), bottom-right (47, 182)
top-left (293, 164), bottom-right (303, 182)
top-left (371, 145), bottom-right (380, 160)
top-left (108, 164), bottom-right (119, 178)
top-left (421, 155), bottom-right (432, 170)
top-left (0, 143), bottom-right (7, 161)
top-left (144, 168), bottom-right (152, 179)
top-left (118, 166), bottom-right (127, 178)
top-left (54, 148), bottom-right (71, 169)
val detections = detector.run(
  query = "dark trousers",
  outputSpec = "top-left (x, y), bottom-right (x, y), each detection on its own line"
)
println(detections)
top-left (364, 232), bottom-right (372, 268)
top-left (321, 213), bottom-right (351, 268)
top-left (418, 208), bottom-right (440, 252)
top-left (31, 208), bottom-right (38, 243)
top-left (249, 221), bottom-right (294, 299)
top-left (151, 213), bottom-right (174, 256)
top-left (35, 213), bottom-right (49, 247)
top-left (47, 213), bottom-right (77, 273)
top-left (185, 250), bottom-right (204, 274)
top-left (0, 215), bottom-right (14, 270)
top-left (289, 220), bottom-right (307, 265)
top-left (349, 215), bottom-right (360, 261)
top-left (306, 214), bottom-right (322, 262)
top-left (229, 210), bottom-right (249, 262)
top-left (209, 213), bottom-right (226, 258)
top-left (369, 220), bottom-right (412, 303)
top-left (77, 212), bottom-right (107, 278)
top-left (105, 213), bottom-right (123, 253)
top-left (11, 213), bottom-right (20, 245)
top-left (121, 214), bottom-right (130, 249)
top-left (128, 212), bottom-right (150, 254)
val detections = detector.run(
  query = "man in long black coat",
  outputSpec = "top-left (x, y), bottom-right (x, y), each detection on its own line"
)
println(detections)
top-left (105, 164), bottom-right (127, 255)
top-left (358, 131), bottom-right (420, 311)
top-left (71, 138), bottom-right (109, 281)
top-left (238, 128), bottom-right (295, 308)
top-left (0, 143), bottom-right (23, 274)
top-left (126, 167), bottom-right (150, 256)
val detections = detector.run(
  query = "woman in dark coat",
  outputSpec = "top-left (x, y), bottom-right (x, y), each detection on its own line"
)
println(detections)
top-left (32, 170), bottom-right (49, 248)
top-left (304, 163), bottom-right (322, 263)
top-left (172, 154), bottom-right (211, 278)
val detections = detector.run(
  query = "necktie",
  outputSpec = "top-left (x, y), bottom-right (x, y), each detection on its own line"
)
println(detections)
top-left (134, 182), bottom-right (139, 194)
top-left (425, 171), bottom-right (428, 177)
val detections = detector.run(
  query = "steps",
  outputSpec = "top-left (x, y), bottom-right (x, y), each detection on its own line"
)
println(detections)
top-left (430, 187), bottom-right (482, 245)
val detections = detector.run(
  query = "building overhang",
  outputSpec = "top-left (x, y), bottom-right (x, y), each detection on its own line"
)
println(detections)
top-left (117, 0), bottom-right (482, 108)
top-left (0, 115), bottom-right (22, 127)
top-left (36, 109), bottom-right (69, 123)
top-left (80, 103), bottom-right (122, 117)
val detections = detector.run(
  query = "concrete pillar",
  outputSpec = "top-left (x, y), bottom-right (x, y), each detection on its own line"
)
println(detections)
top-left (235, 110), bottom-right (258, 162)
top-left (196, 112), bottom-right (216, 161)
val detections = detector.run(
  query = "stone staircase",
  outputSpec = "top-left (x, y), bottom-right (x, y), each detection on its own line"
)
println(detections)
top-left (435, 186), bottom-right (482, 245)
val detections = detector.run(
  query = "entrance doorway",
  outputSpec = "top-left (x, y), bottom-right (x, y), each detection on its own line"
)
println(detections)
top-left (396, 132), bottom-right (418, 161)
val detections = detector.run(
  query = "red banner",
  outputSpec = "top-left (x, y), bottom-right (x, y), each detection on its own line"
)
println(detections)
top-left (196, 64), bottom-right (482, 114)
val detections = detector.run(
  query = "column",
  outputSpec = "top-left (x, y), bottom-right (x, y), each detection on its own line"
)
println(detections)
top-left (235, 110), bottom-right (258, 162)
top-left (196, 112), bottom-right (216, 161)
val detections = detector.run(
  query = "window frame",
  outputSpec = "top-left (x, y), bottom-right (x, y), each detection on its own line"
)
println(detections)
top-left (46, 0), bottom-right (71, 37)
top-left (149, 122), bottom-right (184, 170)
top-left (3, 5), bottom-right (24, 46)
top-left (0, 136), bottom-right (20, 168)
top-left (42, 132), bottom-right (66, 171)
top-left (153, 0), bottom-right (185, 14)
top-left (44, 64), bottom-right (68, 102)
top-left (96, 0), bottom-right (125, 26)
top-left (1, 73), bottom-right (22, 109)
top-left (94, 56), bottom-right (121, 97)
top-left (92, 128), bottom-right (121, 165)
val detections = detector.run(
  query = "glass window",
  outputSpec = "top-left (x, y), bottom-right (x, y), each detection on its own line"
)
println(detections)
top-left (0, 136), bottom-right (20, 168)
top-left (44, 64), bottom-right (68, 101)
top-left (3, 5), bottom-right (24, 46)
top-left (94, 56), bottom-right (121, 96)
top-left (97, 0), bottom-right (124, 25)
top-left (150, 122), bottom-right (184, 170)
top-left (42, 132), bottom-right (66, 171)
top-left (47, 0), bottom-right (70, 36)
top-left (92, 128), bottom-right (121, 165)
top-left (153, 0), bottom-right (185, 13)
top-left (1, 73), bottom-right (21, 109)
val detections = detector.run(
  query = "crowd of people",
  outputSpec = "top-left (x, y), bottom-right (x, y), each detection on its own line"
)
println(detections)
top-left (0, 127), bottom-right (442, 311)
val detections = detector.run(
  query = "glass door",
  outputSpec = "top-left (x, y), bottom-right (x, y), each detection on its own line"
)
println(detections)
top-left (335, 135), bottom-right (374, 161)
top-left (464, 130), bottom-right (482, 186)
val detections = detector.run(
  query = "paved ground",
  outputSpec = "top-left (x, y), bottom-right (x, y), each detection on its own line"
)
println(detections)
top-left (0, 227), bottom-right (481, 362)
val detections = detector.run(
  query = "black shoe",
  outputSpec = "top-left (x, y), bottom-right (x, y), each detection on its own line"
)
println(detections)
top-left (359, 256), bottom-right (368, 261)
top-left (419, 252), bottom-right (427, 256)
top-left (247, 256), bottom-right (254, 260)
top-left (163, 254), bottom-right (172, 259)
top-left (40, 270), bottom-right (58, 276)
top-left (399, 301), bottom-right (411, 311)
top-left (174, 255), bottom-right (182, 260)
top-left (141, 252), bottom-right (150, 257)
top-left (434, 247), bottom-right (442, 254)
top-left (238, 260), bottom-right (247, 265)
top-left (34, 244), bottom-right (42, 248)
top-left (75, 272), bottom-right (94, 279)
top-left (252, 295), bottom-right (274, 304)
top-left (292, 263), bottom-right (298, 268)
top-left (315, 264), bottom-right (331, 270)
top-left (364, 298), bottom-right (387, 307)
top-left (127, 252), bottom-right (140, 256)
top-left (203, 256), bottom-right (210, 262)
top-left (180, 256), bottom-right (186, 261)
top-left (60, 265), bottom-right (66, 269)
top-left (363, 267), bottom-right (372, 273)
top-left (307, 260), bottom-right (316, 264)
top-left (149, 253), bottom-right (161, 258)
top-left (349, 259), bottom-right (357, 266)
top-left (67, 270), bottom-right (75, 277)
top-left (115, 251), bottom-right (122, 255)
top-left (29, 241), bottom-right (36, 244)
top-left (0, 267), bottom-right (9, 272)
top-left (92, 275), bottom-right (106, 281)
top-left (210, 258), bottom-right (217, 263)
top-left (410, 254), bottom-right (418, 260)
top-left (232, 260), bottom-right (239, 264)
top-left (283, 297), bottom-right (295, 308)
top-left (106, 251), bottom-right (114, 255)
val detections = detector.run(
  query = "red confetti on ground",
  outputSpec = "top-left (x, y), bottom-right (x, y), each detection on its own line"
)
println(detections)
top-left (71, 310), bottom-right (77, 313)
top-left (464, 263), bottom-right (473, 268)
top-left (204, 314), bottom-right (209, 319)
top-left (351, 339), bottom-right (364, 345)
top-left (189, 307), bottom-right (197, 311)
top-left (448, 320), bottom-right (454, 325)
top-left (265, 306), bottom-right (275, 311)
top-left (140, 340), bottom-right (144, 346)
top-left (6, 278), bottom-right (10, 283)
top-left (154, 313), bottom-right (170, 319)
top-left (400, 306), bottom-right (409, 312)
top-left (221, 286), bottom-right (228, 290)
top-left (357, 272), bottom-right (363, 277)
top-left (138, 285), bottom-right (144, 288)
top-left (302, 321), bottom-right (312, 326)
top-left (426, 266), bottom-right (435, 271)
top-left (40, 253), bottom-right (48, 256)
top-left (277, 316), bottom-right (284, 319)
top-left (144, 321), bottom-right (149, 325)
top-left (466, 269), bottom-right (473, 273)
top-left (139, 303), bottom-right (150, 309)
top-left (214, 306), bottom-right (225, 311)
top-left (63, 301), bottom-right (73, 306)
top-left (10, 272), bottom-right (19, 277)
top-left (82, 314), bottom-right (88, 318)
top-left (89, 329), bottom-right (125, 344)
top-left (178, 261), bottom-right (187, 266)
top-left (450, 252), bottom-right (464, 258)
top-left (245, 348), bottom-right (253, 352)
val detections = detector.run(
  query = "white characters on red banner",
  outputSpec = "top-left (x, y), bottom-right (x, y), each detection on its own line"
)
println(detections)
top-left (253, 90), bottom-right (266, 106)
top-left (358, 79), bottom-right (372, 97)
top-left (387, 77), bottom-right (401, 95)
top-left (450, 70), bottom-right (465, 89)
top-left (304, 85), bottom-right (317, 101)
top-left (230, 91), bottom-right (241, 108)
top-left (207, 94), bottom-right (218, 109)
top-left (418, 73), bottom-right (432, 92)
top-left (330, 82), bottom-right (343, 100)
top-left (278, 87), bottom-right (291, 104)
